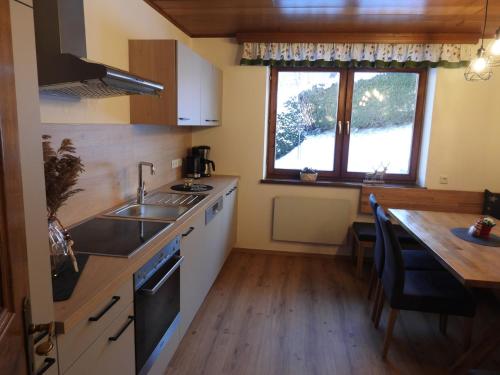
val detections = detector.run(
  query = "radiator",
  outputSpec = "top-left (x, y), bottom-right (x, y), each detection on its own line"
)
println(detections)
top-left (272, 196), bottom-right (352, 245)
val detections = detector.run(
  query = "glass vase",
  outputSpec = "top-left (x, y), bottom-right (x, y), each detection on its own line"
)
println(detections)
top-left (48, 217), bottom-right (69, 277)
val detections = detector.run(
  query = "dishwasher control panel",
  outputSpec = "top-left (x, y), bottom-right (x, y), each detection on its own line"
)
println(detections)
top-left (205, 196), bottom-right (223, 225)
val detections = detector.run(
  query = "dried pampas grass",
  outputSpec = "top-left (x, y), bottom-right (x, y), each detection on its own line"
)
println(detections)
top-left (43, 135), bottom-right (85, 218)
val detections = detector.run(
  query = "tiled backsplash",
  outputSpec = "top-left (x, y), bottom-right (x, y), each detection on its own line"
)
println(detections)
top-left (42, 123), bottom-right (191, 226)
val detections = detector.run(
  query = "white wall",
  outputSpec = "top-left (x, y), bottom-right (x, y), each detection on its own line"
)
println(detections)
top-left (417, 68), bottom-right (438, 187)
top-left (425, 68), bottom-right (500, 190)
top-left (192, 38), bottom-right (500, 255)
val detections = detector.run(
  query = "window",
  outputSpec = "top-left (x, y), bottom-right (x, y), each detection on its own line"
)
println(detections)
top-left (266, 67), bottom-right (427, 183)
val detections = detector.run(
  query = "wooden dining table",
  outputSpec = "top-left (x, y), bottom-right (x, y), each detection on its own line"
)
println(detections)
top-left (389, 209), bottom-right (500, 374)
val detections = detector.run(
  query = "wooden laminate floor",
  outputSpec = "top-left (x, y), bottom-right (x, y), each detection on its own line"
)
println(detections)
top-left (166, 250), bottom-right (500, 375)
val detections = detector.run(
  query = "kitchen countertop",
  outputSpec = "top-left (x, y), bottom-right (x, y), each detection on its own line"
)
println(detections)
top-left (55, 175), bottom-right (239, 334)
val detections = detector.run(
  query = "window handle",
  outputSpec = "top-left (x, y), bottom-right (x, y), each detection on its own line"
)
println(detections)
top-left (338, 120), bottom-right (343, 135)
top-left (346, 120), bottom-right (350, 135)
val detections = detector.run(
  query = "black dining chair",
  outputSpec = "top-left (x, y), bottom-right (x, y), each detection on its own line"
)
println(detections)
top-left (367, 194), bottom-right (443, 312)
top-left (376, 206), bottom-right (476, 359)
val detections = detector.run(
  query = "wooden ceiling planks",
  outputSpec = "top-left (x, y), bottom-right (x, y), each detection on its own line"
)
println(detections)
top-left (144, 0), bottom-right (500, 43)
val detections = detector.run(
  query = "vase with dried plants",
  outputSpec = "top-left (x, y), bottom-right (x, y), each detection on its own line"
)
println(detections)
top-left (43, 135), bottom-right (85, 277)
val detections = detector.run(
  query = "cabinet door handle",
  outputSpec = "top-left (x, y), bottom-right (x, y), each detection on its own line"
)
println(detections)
top-left (108, 316), bottom-right (134, 342)
top-left (36, 357), bottom-right (56, 375)
top-left (204, 119), bottom-right (218, 122)
top-left (226, 186), bottom-right (237, 196)
top-left (338, 120), bottom-right (343, 135)
top-left (178, 117), bottom-right (191, 121)
top-left (346, 120), bottom-right (350, 135)
top-left (139, 256), bottom-right (184, 295)
top-left (88, 296), bottom-right (120, 322)
top-left (182, 226), bottom-right (195, 237)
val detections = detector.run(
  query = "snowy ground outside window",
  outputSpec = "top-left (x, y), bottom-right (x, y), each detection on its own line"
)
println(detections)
top-left (275, 124), bottom-right (413, 173)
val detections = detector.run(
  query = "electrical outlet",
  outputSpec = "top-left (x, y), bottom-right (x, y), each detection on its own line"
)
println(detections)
top-left (439, 175), bottom-right (448, 184)
top-left (171, 158), bottom-right (182, 169)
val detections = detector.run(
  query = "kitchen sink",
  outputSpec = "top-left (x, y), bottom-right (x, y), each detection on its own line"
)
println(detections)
top-left (109, 203), bottom-right (188, 221)
top-left (104, 192), bottom-right (207, 222)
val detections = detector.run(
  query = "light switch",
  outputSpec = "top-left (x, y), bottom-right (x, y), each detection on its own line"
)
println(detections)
top-left (171, 159), bottom-right (182, 169)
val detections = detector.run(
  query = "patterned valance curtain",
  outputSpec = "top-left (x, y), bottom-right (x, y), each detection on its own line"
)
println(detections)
top-left (240, 42), bottom-right (474, 68)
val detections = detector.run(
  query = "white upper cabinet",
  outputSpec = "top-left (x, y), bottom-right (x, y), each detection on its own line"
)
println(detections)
top-left (177, 42), bottom-right (202, 126)
top-left (130, 40), bottom-right (222, 127)
top-left (199, 60), bottom-right (222, 126)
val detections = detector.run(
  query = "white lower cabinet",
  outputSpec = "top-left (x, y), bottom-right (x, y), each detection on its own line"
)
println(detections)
top-left (204, 197), bottom-right (226, 287)
top-left (58, 280), bottom-right (133, 373)
top-left (180, 211), bottom-right (208, 337)
top-left (65, 303), bottom-right (135, 375)
top-left (180, 184), bottom-right (238, 338)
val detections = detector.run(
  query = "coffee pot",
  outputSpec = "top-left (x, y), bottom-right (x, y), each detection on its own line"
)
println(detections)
top-left (184, 155), bottom-right (201, 179)
top-left (192, 146), bottom-right (215, 177)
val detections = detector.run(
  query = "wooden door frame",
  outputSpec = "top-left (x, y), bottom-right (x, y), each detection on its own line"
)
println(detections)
top-left (0, 0), bottom-right (31, 374)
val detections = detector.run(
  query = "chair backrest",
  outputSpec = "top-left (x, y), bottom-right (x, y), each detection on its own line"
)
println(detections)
top-left (376, 206), bottom-right (405, 304)
top-left (369, 194), bottom-right (385, 277)
top-left (483, 189), bottom-right (500, 220)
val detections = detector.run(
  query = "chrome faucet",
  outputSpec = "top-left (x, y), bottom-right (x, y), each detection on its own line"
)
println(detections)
top-left (137, 162), bottom-right (156, 204)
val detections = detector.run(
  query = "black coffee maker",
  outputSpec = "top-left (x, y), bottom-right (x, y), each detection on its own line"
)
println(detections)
top-left (192, 146), bottom-right (215, 177)
top-left (184, 154), bottom-right (201, 179)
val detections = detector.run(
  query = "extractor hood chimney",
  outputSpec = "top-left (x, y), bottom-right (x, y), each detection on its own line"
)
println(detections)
top-left (33, 0), bottom-right (164, 98)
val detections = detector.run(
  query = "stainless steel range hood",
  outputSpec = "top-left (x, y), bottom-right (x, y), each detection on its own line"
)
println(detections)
top-left (33, 0), bottom-right (164, 98)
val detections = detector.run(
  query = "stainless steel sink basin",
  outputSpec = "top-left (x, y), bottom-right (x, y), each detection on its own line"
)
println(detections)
top-left (109, 204), bottom-right (188, 221)
top-left (104, 192), bottom-right (207, 222)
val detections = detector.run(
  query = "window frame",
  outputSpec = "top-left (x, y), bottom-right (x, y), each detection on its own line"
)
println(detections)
top-left (266, 66), bottom-right (428, 184)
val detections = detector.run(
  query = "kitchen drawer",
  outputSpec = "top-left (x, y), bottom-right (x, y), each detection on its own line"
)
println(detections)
top-left (65, 303), bottom-right (135, 375)
top-left (58, 279), bottom-right (133, 373)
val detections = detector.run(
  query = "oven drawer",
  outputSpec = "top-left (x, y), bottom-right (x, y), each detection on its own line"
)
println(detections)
top-left (65, 303), bottom-right (135, 375)
top-left (58, 279), bottom-right (133, 373)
